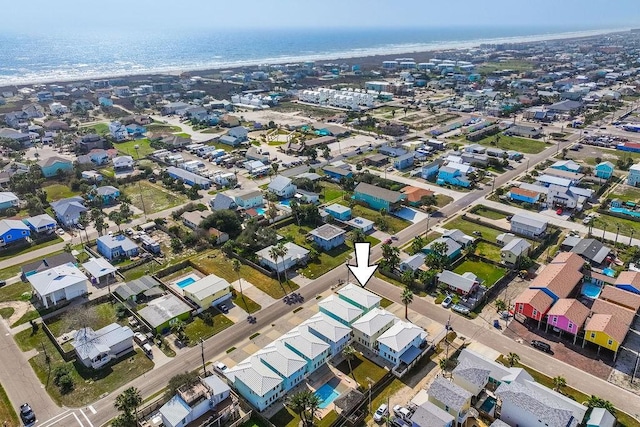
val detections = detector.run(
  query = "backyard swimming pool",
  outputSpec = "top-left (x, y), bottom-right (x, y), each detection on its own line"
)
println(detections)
top-left (603, 267), bottom-right (616, 277)
top-left (175, 275), bottom-right (198, 289)
top-left (315, 380), bottom-right (341, 409)
top-left (610, 207), bottom-right (640, 218)
top-left (581, 282), bottom-right (602, 299)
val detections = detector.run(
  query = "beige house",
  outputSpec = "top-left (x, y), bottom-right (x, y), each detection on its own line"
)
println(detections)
top-left (500, 237), bottom-right (531, 266)
top-left (182, 274), bottom-right (232, 309)
top-left (351, 307), bottom-right (397, 351)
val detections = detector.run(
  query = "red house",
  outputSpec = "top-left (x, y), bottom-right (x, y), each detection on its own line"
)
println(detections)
top-left (514, 288), bottom-right (554, 328)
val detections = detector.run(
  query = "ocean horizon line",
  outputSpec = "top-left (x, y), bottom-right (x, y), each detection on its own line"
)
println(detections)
top-left (0, 26), bottom-right (629, 88)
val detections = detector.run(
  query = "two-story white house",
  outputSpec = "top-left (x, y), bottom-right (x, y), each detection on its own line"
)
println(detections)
top-left (280, 327), bottom-right (332, 374)
top-left (159, 376), bottom-right (231, 427)
top-left (257, 341), bottom-right (307, 393)
top-left (268, 175), bottom-right (297, 198)
top-left (232, 189), bottom-right (264, 209)
top-left (351, 308), bottom-right (397, 352)
top-left (301, 312), bottom-right (352, 356)
top-left (376, 320), bottom-right (427, 366)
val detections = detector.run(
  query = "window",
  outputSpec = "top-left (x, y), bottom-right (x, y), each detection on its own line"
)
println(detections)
top-left (568, 322), bottom-right (573, 330)
top-left (552, 316), bottom-right (557, 323)
top-left (608, 339), bottom-right (613, 346)
top-left (591, 332), bottom-right (596, 339)
top-left (532, 309), bottom-right (537, 317)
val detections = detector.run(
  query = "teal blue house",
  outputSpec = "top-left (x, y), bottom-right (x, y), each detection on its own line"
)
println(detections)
top-left (437, 167), bottom-right (471, 188)
top-left (353, 182), bottom-right (406, 212)
top-left (324, 204), bottom-right (351, 221)
top-left (595, 161), bottom-right (614, 180)
top-left (38, 156), bottom-right (73, 178)
top-left (94, 186), bottom-right (121, 205)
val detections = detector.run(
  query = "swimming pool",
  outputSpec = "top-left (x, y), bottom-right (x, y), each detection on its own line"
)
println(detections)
top-left (278, 199), bottom-right (291, 208)
top-left (315, 381), bottom-right (341, 409)
top-left (603, 267), bottom-right (615, 277)
top-left (479, 396), bottom-right (496, 414)
top-left (610, 207), bottom-right (640, 218)
top-left (175, 275), bottom-right (197, 289)
top-left (581, 282), bottom-right (602, 299)
top-left (256, 207), bottom-right (266, 216)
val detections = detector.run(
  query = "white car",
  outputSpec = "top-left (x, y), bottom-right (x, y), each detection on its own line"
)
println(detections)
top-left (442, 295), bottom-right (453, 309)
top-left (373, 403), bottom-right (389, 422)
top-left (56, 228), bottom-right (65, 235)
top-left (386, 166), bottom-right (394, 172)
top-left (214, 361), bottom-right (228, 374)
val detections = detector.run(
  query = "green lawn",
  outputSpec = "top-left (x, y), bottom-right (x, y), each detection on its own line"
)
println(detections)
top-left (240, 416), bottom-right (270, 427)
top-left (44, 184), bottom-right (80, 201)
top-left (474, 241), bottom-right (502, 262)
top-left (147, 124), bottom-right (182, 133)
top-left (473, 206), bottom-right (508, 220)
top-left (367, 378), bottom-right (405, 422)
top-left (0, 307), bottom-right (14, 319)
top-left (335, 353), bottom-right (387, 389)
top-left (477, 60), bottom-right (534, 74)
top-left (0, 281), bottom-right (31, 303)
top-left (349, 204), bottom-right (410, 234)
top-left (319, 182), bottom-right (345, 203)
top-left (270, 405), bottom-right (338, 427)
top-left (193, 250), bottom-right (297, 299)
top-left (0, 236), bottom-right (63, 263)
top-left (115, 138), bottom-right (154, 158)
top-left (380, 297), bottom-right (393, 308)
top-left (445, 217), bottom-right (503, 242)
top-left (122, 181), bottom-right (187, 213)
top-left (475, 134), bottom-right (548, 154)
top-left (232, 292), bottom-right (261, 314)
top-left (174, 132), bottom-right (191, 138)
top-left (14, 327), bottom-right (153, 406)
top-left (82, 122), bottom-right (109, 135)
top-left (184, 309), bottom-right (233, 344)
top-left (453, 259), bottom-right (505, 287)
top-left (0, 382), bottom-right (19, 427)
top-left (436, 194), bottom-right (454, 208)
top-left (609, 186), bottom-right (640, 203)
top-left (46, 301), bottom-right (117, 337)
top-left (593, 214), bottom-right (640, 238)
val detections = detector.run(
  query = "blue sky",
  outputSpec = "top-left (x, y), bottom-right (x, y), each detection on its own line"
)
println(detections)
top-left (4, 0), bottom-right (639, 31)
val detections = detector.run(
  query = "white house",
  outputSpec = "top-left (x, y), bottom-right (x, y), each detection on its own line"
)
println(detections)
top-left (159, 376), bottom-right (231, 427)
top-left (73, 323), bottom-right (133, 369)
top-left (256, 242), bottom-right (309, 273)
top-left (108, 121), bottom-right (128, 141)
top-left (318, 294), bottom-right (364, 326)
top-left (255, 342), bottom-right (307, 393)
top-left (28, 262), bottom-right (88, 308)
top-left (267, 175), bottom-right (297, 198)
top-left (49, 102), bottom-right (69, 115)
top-left (496, 380), bottom-right (587, 427)
top-left (351, 308), bottom-right (397, 351)
top-left (376, 320), bottom-right (427, 366)
top-left (510, 214), bottom-right (547, 237)
top-left (454, 348), bottom-right (533, 395)
top-left (225, 359), bottom-right (283, 411)
top-left (280, 327), bottom-right (332, 374)
top-left (113, 155), bottom-right (134, 171)
top-left (301, 312), bottom-right (352, 356)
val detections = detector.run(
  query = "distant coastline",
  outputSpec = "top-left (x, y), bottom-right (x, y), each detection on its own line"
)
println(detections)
top-left (0, 26), bottom-right (629, 88)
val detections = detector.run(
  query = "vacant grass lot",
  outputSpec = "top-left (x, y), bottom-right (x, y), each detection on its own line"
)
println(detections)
top-left (82, 122), bottom-right (109, 135)
top-left (44, 183), bottom-right (80, 201)
top-left (0, 282), bottom-right (31, 303)
top-left (232, 293), bottom-right (261, 314)
top-left (474, 241), bottom-right (502, 262)
top-left (435, 194), bottom-right (454, 208)
top-left (345, 204), bottom-right (410, 234)
top-left (46, 301), bottom-right (117, 337)
top-left (318, 182), bottom-right (345, 203)
top-left (609, 185), bottom-right (640, 203)
top-left (0, 382), bottom-right (18, 427)
top-left (193, 250), bottom-right (297, 299)
top-left (475, 134), bottom-right (548, 154)
top-left (445, 217), bottom-right (503, 242)
top-left (473, 206), bottom-right (508, 220)
top-left (593, 214), bottom-right (640, 237)
top-left (184, 308), bottom-right (233, 344)
top-left (14, 327), bottom-right (153, 406)
top-left (335, 352), bottom-right (387, 389)
top-left (453, 259), bottom-right (505, 287)
top-left (115, 138), bottom-right (154, 157)
top-left (147, 124), bottom-right (182, 133)
top-left (122, 181), bottom-right (187, 213)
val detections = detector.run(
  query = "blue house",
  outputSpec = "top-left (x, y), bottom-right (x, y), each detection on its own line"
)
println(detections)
top-left (322, 165), bottom-right (353, 181)
top-left (0, 192), bottom-right (19, 211)
top-left (94, 186), bottom-right (121, 205)
top-left (420, 159), bottom-right (443, 179)
top-left (324, 204), bottom-right (351, 221)
top-left (309, 224), bottom-right (346, 251)
top-left (24, 214), bottom-right (57, 234)
top-left (551, 160), bottom-right (581, 173)
top-left (125, 124), bottom-right (146, 136)
top-left (98, 97), bottom-right (113, 107)
top-left (379, 145), bottom-right (408, 158)
top-left (219, 135), bottom-right (240, 147)
top-left (437, 167), bottom-right (471, 188)
top-left (507, 187), bottom-right (541, 204)
top-left (0, 219), bottom-right (30, 246)
top-left (422, 237), bottom-right (462, 260)
top-left (97, 234), bottom-right (139, 261)
top-left (393, 152), bottom-right (415, 170)
top-left (353, 182), bottom-right (406, 212)
top-left (595, 161), bottom-right (614, 180)
top-left (51, 197), bottom-right (88, 227)
top-left (167, 166), bottom-right (212, 189)
top-left (38, 156), bottom-right (73, 178)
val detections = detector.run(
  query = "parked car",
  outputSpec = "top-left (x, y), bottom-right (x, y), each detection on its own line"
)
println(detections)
top-left (133, 332), bottom-right (148, 345)
top-left (556, 208), bottom-right (563, 215)
top-left (20, 403), bottom-right (36, 425)
top-left (441, 295), bottom-right (453, 308)
top-left (451, 304), bottom-right (470, 315)
top-left (142, 343), bottom-right (153, 358)
top-left (531, 340), bottom-right (553, 354)
top-left (214, 361), bottom-right (228, 374)
top-left (56, 228), bottom-right (65, 235)
top-left (217, 303), bottom-right (229, 313)
top-left (373, 404), bottom-right (389, 422)
top-left (76, 223), bottom-right (84, 230)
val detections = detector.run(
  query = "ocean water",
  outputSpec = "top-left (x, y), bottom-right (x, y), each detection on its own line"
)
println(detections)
top-left (0, 26), bottom-right (624, 86)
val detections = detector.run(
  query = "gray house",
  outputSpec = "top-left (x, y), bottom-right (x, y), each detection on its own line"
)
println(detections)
top-left (73, 323), bottom-right (134, 369)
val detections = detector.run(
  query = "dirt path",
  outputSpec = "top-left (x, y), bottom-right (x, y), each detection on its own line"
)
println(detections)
top-left (0, 301), bottom-right (32, 327)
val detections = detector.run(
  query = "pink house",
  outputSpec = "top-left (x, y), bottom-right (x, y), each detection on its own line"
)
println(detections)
top-left (545, 298), bottom-right (590, 344)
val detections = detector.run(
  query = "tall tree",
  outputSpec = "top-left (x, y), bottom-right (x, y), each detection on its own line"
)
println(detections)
top-left (350, 228), bottom-right (366, 245)
top-left (113, 387), bottom-right (142, 425)
top-left (506, 352), bottom-right (520, 367)
top-left (401, 286), bottom-right (414, 320)
top-left (342, 345), bottom-right (357, 383)
top-left (411, 236), bottom-right (425, 254)
top-left (269, 245), bottom-right (283, 284)
top-left (381, 243), bottom-right (401, 271)
top-left (277, 242), bottom-right (289, 283)
top-left (552, 375), bottom-right (566, 392)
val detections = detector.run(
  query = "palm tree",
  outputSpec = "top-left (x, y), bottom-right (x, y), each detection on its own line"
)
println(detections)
top-left (401, 286), bottom-right (414, 320)
top-left (232, 259), bottom-right (246, 309)
top-left (277, 242), bottom-right (290, 284)
top-left (552, 375), bottom-right (566, 392)
top-left (78, 211), bottom-right (90, 243)
top-left (342, 345), bottom-right (357, 383)
top-left (586, 395), bottom-right (616, 415)
top-left (506, 352), bottom-right (520, 367)
top-left (495, 299), bottom-right (507, 313)
top-left (171, 320), bottom-right (187, 342)
top-left (439, 357), bottom-right (449, 373)
top-left (350, 228), bottom-right (366, 244)
top-left (288, 390), bottom-right (321, 427)
top-left (268, 245), bottom-right (283, 284)
top-left (114, 387), bottom-right (142, 420)
top-left (411, 236), bottom-right (425, 254)
top-left (400, 269), bottom-right (414, 287)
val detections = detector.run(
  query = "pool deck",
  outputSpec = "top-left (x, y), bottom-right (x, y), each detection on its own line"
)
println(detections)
top-left (169, 271), bottom-right (205, 294)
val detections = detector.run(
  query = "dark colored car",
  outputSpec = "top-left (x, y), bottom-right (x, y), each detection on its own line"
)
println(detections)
top-left (217, 303), bottom-right (229, 314)
top-left (20, 403), bottom-right (36, 425)
top-left (531, 340), bottom-right (553, 354)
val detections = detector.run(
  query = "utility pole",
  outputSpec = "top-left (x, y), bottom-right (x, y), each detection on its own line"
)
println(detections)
top-left (200, 338), bottom-right (207, 377)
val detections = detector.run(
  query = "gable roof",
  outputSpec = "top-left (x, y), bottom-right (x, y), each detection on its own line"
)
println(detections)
top-left (37, 155), bottom-right (72, 168)
top-left (509, 186), bottom-right (541, 198)
top-left (210, 193), bottom-right (236, 210)
top-left (0, 219), bottom-right (30, 235)
top-left (452, 357), bottom-right (491, 388)
top-left (352, 307), bottom-right (397, 337)
top-left (82, 257), bottom-right (117, 279)
top-left (138, 295), bottom-right (192, 328)
top-left (256, 242), bottom-right (310, 264)
top-left (437, 270), bottom-right (478, 293)
top-left (354, 182), bottom-right (405, 203)
top-left (425, 237), bottom-right (462, 257)
top-left (515, 288), bottom-right (554, 313)
top-left (502, 238), bottom-right (531, 256)
top-left (511, 213), bottom-right (548, 229)
top-left (257, 341), bottom-right (306, 378)
top-left (337, 283), bottom-right (381, 310)
top-left (615, 271), bottom-right (640, 290)
top-left (428, 376), bottom-right (472, 413)
top-left (21, 252), bottom-right (76, 276)
top-left (73, 323), bottom-right (133, 361)
top-left (0, 192), bottom-right (18, 204)
top-left (232, 360), bottom-right (283, 397)
top-left (97, 234), bottom-right (138, 252)
top-left (410, 401), bottom-right (455, 427)
top-left (318, 295), bottom-right (363, 324)
top-left (301, 312), bottom-right (352, 343)
top-left (28, 262), bottom-right (87, 297)
top-left (599, 285), bottom-right (640, 311)
top-left (114, 275), bottom-right (161, 300)
top-left (24, 213), bottom-right (56, 229)
top-left (183, 274), bottom-right (231, 301)
top-left (590, 298), bottom-right (635, 326)
top-left (280, 327), bottom-right (330, 360)
top-left (546, 298), bottom-right (590, 326)
top-left (570, 238), bottom-right (610, 264)
top-left (268, 175), bottom-right (293, 192)
top-left (529, 252), bottom-right (583, 299)
top-left (457, 348), bottom-right (533, 384)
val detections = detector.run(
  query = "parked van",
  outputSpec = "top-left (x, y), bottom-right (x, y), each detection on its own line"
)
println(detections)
top-left (142, 343), bottom-right (153, 358)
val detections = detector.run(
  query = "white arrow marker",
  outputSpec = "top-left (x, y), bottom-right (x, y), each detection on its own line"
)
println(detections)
top-left (348, 242), bottom-right (378, 288)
